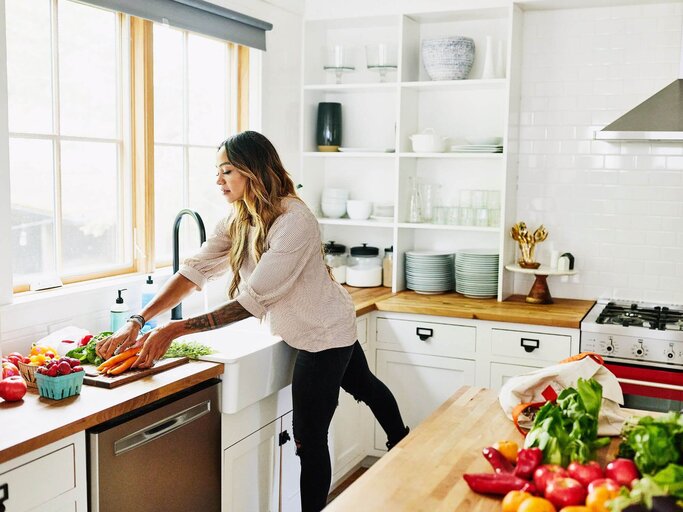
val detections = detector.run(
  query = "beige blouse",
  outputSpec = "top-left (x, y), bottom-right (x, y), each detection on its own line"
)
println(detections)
top-left (178, 198), bottom-right (357, 352)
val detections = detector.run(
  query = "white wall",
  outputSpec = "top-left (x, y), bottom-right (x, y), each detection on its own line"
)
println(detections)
top-left (515, 2), bottom-right (683, 303)
top-left (0, 0), bottom-right (303, 355)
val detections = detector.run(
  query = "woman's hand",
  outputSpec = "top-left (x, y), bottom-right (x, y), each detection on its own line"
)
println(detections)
top-left (131, 322), bottom-right (181, 369)
top-left (96, 322), bottom-right (141, 360)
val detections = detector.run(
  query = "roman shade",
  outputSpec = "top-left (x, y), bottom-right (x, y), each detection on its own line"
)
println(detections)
top-left (78, 0), bottom-right (272, 50)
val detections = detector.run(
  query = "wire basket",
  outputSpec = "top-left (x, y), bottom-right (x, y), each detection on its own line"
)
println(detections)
top-left (17, 360), bottom-right (39, 388)
top-left (35, 371), bottom-right (85, 400)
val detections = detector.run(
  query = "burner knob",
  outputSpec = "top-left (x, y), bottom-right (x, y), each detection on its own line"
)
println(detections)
top-left (667, 352), bottom-right (674, 359)
top-left (636, 349), bottom-right (643, 356)
top-left (606, 345), bottom-right (613, 352)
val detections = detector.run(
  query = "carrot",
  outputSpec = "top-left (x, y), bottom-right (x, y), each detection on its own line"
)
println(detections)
top-left (107, 355), bottom-right (138, 375)
top-left (97, 347), bottom-right (140, 372)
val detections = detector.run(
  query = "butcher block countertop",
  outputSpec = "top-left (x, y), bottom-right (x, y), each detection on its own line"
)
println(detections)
top-left (326, 386), bottom-right (627, 512)
top-left (372, 291), bottom-right (594, 329)
top-left (0, 361), bottom-right (223, 464)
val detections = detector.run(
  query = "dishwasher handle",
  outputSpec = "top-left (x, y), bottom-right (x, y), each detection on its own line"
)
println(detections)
top-left (114, 400), bottom-right (211, 456)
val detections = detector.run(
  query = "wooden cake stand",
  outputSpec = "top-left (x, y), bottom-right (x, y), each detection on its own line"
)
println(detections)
top-left (505, 263), bottom-right (577, 304)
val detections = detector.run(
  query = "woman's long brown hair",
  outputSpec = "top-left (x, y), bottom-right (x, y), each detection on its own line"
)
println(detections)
top-left (220, 131), bottom-right (299, 299)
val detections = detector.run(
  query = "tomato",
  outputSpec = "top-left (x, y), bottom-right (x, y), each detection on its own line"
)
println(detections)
top-left (0, 375), bottom-right (27, 401)
top-left (604, 459), bottom-right (639, 489)
top-left (559, 507), bottom-right (589, 512)
top-left (567, 461), bottom-right (603, 488)
top-left (503, 490), bottom-right (533, 512)
top-left (518, 497), bottom-right (557, 512)
top-left (544, 477), bottom-right (587, 509)
top-left (1, 361), bottom-right (20, 379)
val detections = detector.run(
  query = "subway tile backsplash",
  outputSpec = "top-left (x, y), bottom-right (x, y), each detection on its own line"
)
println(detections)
top-left (515, 2), bottom-right (683, 305)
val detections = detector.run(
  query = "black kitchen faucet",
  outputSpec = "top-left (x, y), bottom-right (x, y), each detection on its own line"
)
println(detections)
top-left (171, 209), bottom-right (206, 320)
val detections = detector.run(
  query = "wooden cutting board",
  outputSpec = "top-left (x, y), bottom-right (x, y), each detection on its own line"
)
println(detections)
top-left (82, 357), bottom-right (190, 389)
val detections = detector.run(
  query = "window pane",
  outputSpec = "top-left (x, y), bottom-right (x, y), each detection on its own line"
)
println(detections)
top-left (188, 34), bottom-right (229, 145)
top-left (59, 1), bottom-right (118, 138)
top-left (154, 145), bottom-right (184, 262)
top-left (61, 141), bottom-right (125, 274)
top-left (189, 146), bottom-right (227, 234)
top-left (153, 25), bottom-right (184, 144)
top-left (10, 138), bottom-right (56, 284)
top-left (6, 0), bottom-right (53, 134)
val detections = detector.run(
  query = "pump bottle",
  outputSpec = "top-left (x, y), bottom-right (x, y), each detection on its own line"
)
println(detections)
top-left (110, 288), bottom-right (129, 332)
top-left (141, 276), bottom-right (157, 328)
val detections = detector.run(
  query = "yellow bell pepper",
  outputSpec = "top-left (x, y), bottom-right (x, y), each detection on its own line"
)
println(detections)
top-left (493, 440), bottom-right (519, 464)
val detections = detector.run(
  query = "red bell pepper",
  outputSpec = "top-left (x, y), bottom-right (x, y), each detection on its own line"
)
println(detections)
top-left (513, 447), bottom-right (544, 480)
top-left (463, 473), bottom-right (537, 495)
top-left (482, 446), bottom-right (514, 474)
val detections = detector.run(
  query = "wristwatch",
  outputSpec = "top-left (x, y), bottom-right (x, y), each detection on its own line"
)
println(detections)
top-left (127, 314), bottom-right (146, 328)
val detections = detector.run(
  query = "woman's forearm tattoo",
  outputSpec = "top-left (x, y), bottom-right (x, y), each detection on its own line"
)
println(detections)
top-left (183, 301), bottom-right (252, 332)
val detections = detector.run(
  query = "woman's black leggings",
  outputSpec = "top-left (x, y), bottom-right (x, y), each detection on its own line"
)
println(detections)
top-left (291, 340), bottom-right (407, 512)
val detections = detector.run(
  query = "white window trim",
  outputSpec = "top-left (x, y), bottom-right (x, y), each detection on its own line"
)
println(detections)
top-left (0, 1), bottom-right (12, 306)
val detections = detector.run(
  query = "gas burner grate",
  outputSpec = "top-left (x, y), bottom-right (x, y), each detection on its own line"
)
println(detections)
top-left (596, 302), bottom-right (683, 331)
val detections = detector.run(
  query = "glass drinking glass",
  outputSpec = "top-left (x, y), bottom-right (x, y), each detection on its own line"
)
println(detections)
top-left (420, 183), bottom-right (438, 223)
top-left (475, 208), bottom-right (489, 227)
top-left (459, 189), bottom-right (472, 208)
top-left (486, 190), bottom-right (501, 209)
top-left (488, 209), bottom-right (501, 227)
top-left (324, 45), bottom-right (355, 84)
top-left (447, 207), bottom-right (460, 225)
top-left (365, 43), bottom-right (397, 82)
top-left (408, 176), bottom-right (422, 223)
top-left (460, 207), bottom-right (475, 226)
top-left (433, 207), bottom-right (448, 225)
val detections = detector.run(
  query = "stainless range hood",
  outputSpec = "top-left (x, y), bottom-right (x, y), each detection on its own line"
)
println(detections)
top-left (596, 29), bottom-right (683, 141)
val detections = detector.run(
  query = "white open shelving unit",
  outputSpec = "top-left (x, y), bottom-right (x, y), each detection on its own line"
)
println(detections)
top-left (299, 6), bottom-right (524, 300)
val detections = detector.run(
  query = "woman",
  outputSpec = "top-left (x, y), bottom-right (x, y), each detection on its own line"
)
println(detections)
top-left (97, 130), bottom-right (408, 511)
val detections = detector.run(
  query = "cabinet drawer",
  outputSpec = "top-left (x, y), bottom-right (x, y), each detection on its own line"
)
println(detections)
top-left (0, 445), bottom-right (75, 511)
top-left (491, 328), bottom-right (571, 361)
top-left (376, 318), bottom-right (475, 357)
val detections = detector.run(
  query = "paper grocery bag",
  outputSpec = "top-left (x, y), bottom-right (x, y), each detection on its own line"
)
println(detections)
top-left (498, 353), bottom-right (626, 436)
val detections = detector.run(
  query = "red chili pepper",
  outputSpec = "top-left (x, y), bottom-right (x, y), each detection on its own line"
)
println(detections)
top-left (463, 473), bottom-right (535, 495)
top-left (513, 447), bottom-right (544, 480)
top-left (482, 446), bottom-right (514, 474)
top-left (79, 334), bottom-right (93, 347)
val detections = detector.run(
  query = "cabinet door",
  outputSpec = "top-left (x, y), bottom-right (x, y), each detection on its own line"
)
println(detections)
top-left (223, 421), bottom-right (279, 512)
top-left (375, 350), bottom-right (475, 450)
top-left (489, 362), bottom-right (538, 391)
top-left (278, 411), bottom-right (301, 512)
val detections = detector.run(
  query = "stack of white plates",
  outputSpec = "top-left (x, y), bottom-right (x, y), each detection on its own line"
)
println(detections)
top-left (405, 251), bottom-right (455, 294)
top-left (455, 249), bottom-right (499, 298)
top-left (450, 144), bottom-right (503, 153)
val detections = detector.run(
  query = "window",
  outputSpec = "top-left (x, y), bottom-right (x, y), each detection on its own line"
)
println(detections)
top-left (6, 0), bottom-right (246, 292)
top-left (153, 24), bottom-right (238, 263)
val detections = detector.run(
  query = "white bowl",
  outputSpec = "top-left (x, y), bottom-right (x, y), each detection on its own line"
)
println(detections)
top-left (410, 134), bottom-right (447, 153)
top-left (346, 200), bottom-right (372, 220)
top-left (422, 36), bottom-right (475, 81)
top-left (321, 202), bottom-right (346, 218)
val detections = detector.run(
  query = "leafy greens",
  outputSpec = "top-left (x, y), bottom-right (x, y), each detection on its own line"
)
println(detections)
top-left (65, 331), bottom-right (111, 366)
top-left (617, 412), bottom-right (683, 476)
top-left (524, 377), bottom-right (610, 466)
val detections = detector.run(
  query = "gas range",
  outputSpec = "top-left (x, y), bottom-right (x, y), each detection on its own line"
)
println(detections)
top-left (581, 299), bottom-right (683, 369)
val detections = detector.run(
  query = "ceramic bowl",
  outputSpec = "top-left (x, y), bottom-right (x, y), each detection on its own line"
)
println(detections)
top-left (422, 36), bottom-right (475, 81)
top-left (321, 201), bottom-right (346, 218)
top-left (346, 200), bottom-right (372, 220)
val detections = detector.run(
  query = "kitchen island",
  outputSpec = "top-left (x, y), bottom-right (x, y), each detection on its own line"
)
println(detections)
top-left (325, 386), bottom-right (629, 512)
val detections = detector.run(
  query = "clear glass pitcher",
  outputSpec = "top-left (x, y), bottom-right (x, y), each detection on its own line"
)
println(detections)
top-left (408, 176), bottom-right (422, 223)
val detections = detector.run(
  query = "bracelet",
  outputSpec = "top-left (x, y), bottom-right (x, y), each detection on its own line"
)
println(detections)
top-left (127, 314), bottom-right (146, 328)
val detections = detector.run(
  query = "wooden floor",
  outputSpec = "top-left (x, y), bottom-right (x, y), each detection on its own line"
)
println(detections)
top-left (326, 467), bottom-right (369, 505)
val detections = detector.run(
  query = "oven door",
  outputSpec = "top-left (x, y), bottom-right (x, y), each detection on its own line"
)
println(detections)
top-left (605, 362), bottom-right (683, 413)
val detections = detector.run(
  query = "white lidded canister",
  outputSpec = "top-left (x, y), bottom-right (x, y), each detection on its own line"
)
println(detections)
top-left (346, 243), bottom-right (382, 287)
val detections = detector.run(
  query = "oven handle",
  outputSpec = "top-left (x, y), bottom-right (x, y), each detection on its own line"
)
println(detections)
top-left (617, 377), bottom-right (683, 392)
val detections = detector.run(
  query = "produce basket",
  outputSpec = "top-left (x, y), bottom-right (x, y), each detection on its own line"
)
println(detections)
top-left (35, 371), bottom-right (84, 400)
top-left (17, 360), bottom-right (38, 388)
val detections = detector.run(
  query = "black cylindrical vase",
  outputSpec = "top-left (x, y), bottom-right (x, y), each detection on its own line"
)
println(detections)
top-left (316, 102), bottom-right (342, 152)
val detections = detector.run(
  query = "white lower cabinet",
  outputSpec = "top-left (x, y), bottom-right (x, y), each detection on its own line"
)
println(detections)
top-left (223, 411), bottom-right (299, 512)
top-left (0, 432), bottom-right (87, 512)
top-left (374, 349), bottom-right (475, 450)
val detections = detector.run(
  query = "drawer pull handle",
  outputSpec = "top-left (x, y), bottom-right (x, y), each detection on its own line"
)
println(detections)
top-left (521, 338), bottom-right (540, 353)
top-left (0, 482), bottom-right (8, 511)
top-left (416, 327), bottom-right (433, 341)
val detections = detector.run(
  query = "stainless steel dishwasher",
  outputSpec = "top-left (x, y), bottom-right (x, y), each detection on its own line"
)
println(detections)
top-left (88, 379), bottom-right (221, 512)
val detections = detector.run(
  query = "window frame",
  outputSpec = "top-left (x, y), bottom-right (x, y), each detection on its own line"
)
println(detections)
top-left (8, 3), bottom-right (249, 294)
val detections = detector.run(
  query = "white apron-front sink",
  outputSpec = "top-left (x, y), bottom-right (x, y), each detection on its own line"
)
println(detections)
top-left (176, 319), bottom-right (296, 414)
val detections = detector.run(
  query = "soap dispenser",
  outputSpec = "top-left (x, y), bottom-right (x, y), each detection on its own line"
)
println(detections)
top-left (141, 276), bottom-right (157, 328)
top-left (110, 288), bottom-right (129, 332)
